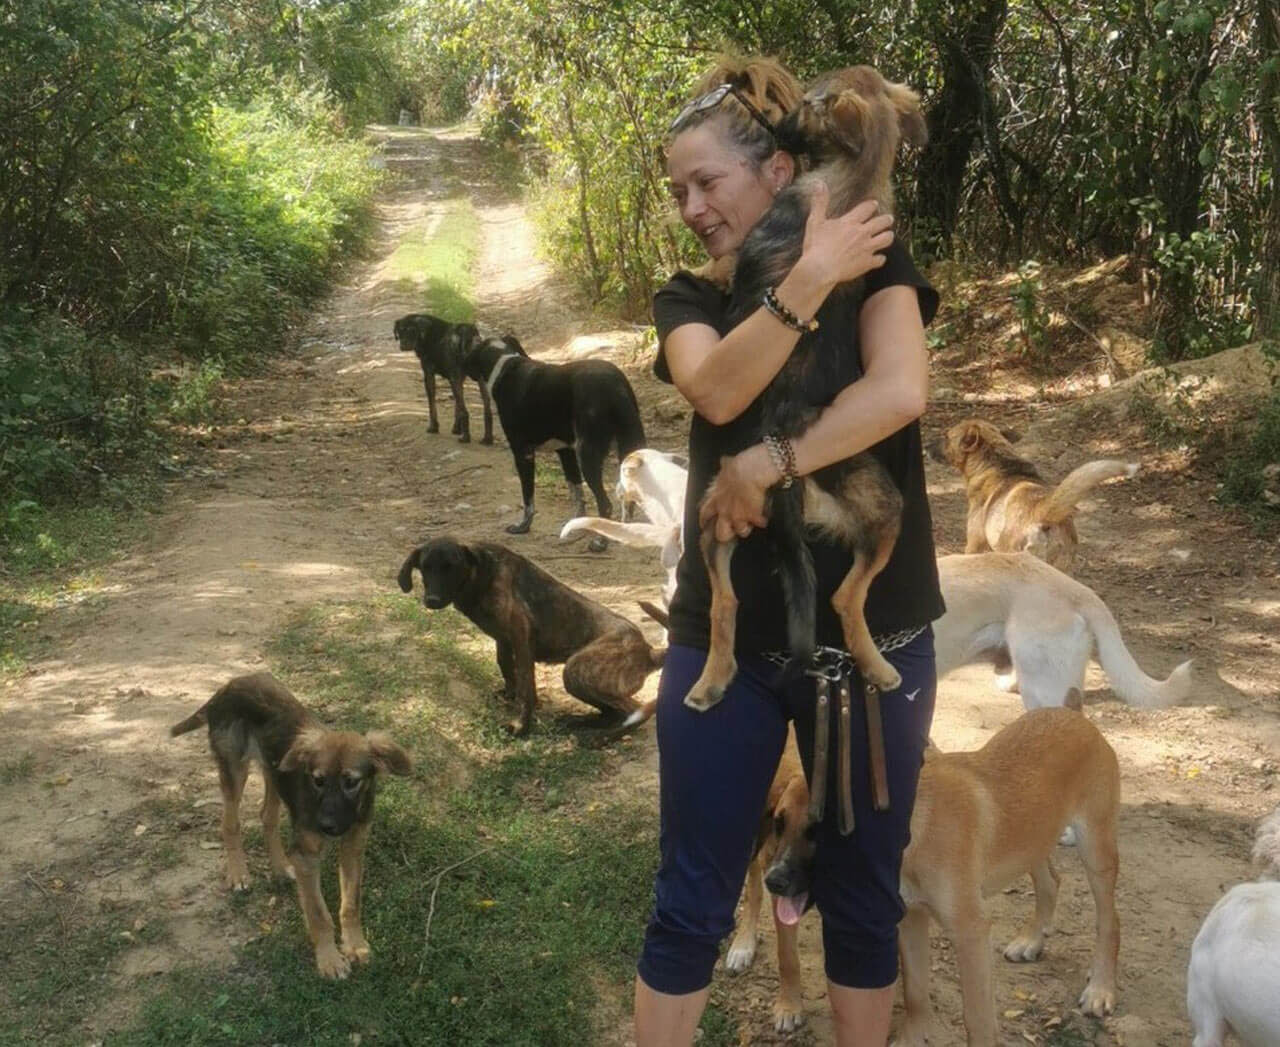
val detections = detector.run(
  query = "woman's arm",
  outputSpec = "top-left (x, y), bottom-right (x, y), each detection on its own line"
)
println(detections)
top-left (699, 284), bottom-right (929, 541)
top-left (665, 191), bottom-right (895, 425)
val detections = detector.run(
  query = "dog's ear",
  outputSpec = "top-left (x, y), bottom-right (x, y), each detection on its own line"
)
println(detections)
top-left (502, 334), bottom-right (527, 356)
top-left (279, 729), bottom-right (324, 772)
top-left (886, 81), bottom-right (927, 148)
top-left (828, 89), bottom-right (872, 153)
top-left (1000, 427), bottom-right (1022, 444)
top-left (959, 425), bottom-right (982, 452)
top-left (393, 318), bottom-right (403, 341)
top-left (365, 731), bottom-right (413, 777)
top-left (397, 548), bottom-right (422, 593)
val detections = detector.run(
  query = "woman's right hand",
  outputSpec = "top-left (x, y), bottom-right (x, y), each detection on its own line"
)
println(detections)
top-left (794, 182), bottom-right (895, 292)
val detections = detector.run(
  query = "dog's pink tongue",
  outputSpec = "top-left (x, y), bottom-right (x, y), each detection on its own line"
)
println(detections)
top-left (774, 893), bottom-right (807, 926)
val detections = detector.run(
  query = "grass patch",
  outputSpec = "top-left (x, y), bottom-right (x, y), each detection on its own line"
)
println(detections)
top-left (107, 593), bottom-right (663, 1046)
top-left (0, 752), bottom-right (34, 785)
top-left (386, 199), bottom-right (480, 323)
top-left (1221, 386), bottom-right (1280, 526)
top-left (0, 491), bottom-right (161, 676)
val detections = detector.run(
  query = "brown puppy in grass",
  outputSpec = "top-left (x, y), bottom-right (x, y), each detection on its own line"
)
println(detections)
top-left (687, 65), bottom-right (927, 710)
top-left (929, 418), bottom-right (1138, 571)
top-left (744, 708), bottom-right (1121, 1044)
top-left (171, 672), bottom-right (412, 979)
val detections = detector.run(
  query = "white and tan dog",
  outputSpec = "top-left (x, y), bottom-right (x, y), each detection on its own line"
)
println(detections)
top-left (560, 448), bottom-right (687, 606)
top-left (751, 708), bottom-right (1122, 1044)
top-left (1187, 806), bottom-right (1280, 1047)
top-left (934, 551), bottom-right (1192, 710)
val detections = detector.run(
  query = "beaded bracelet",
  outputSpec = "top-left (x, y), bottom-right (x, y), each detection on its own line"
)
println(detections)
top-left (763, 433), bottom-right (798, 489)
top-left (762, 287), bottom-right (819, 333)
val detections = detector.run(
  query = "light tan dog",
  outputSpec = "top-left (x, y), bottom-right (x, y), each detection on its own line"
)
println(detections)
top-left (724, 729), bottom-right (809, 1032)
top-left (928, 418), bottom-right (1138, 570)
top-left (748, 708), bottom-right (1121, 1045)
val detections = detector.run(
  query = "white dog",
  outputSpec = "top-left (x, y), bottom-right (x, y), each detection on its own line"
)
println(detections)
top-left (933, 550), bottom-right (1192, 709)
top-left (1186, 806), bottom-right (1280, 1046)
top-left (560, 448), bottom-right (686, 606)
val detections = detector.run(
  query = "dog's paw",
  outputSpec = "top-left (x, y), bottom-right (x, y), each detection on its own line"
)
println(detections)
top-left (506, 716), bottom-right (532, 736)
top-left (773, 993), bottom-right (805, 1033)
top-left (341, 938), bottom-right (372, 965)
top-left (1078, 980), bottom-right (1115, 1017)
top-left (1002, 934), bottom-right (1045, 962)
top-left (724, 937), bottom-right (756, 972)
top-left (224, 856), bottom-right (251, 892)
top-left (890, 1022), bottom-right (932, 1047)
top-left (457, 433), bottom-right (471, 444)
top-left (683, 684), bottom-right (724, 712)
top-left (480, 435), bottom-right (494, 446)
top-left (993, 670), bottom-right (1020, 693)
top-left (1059, 824), bottom-right (1079, 847)
top-left (868, 663), bottom-right (903, 693)
top-left (427, 421), bottom-right (440, 434)
top-left (315, 944), bottom-right (352, 980)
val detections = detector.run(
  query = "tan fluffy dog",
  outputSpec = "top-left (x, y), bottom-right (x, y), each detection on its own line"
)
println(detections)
top-left (745, 708), bottom-right (1121, 1044)
top-left (929, 418), bottom-right (1138, 570)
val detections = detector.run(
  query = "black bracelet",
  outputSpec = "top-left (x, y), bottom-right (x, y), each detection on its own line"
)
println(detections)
top-left (762, 287), bottom-right (818, 333)
top-left (763, 433), bottom-right (798, 489)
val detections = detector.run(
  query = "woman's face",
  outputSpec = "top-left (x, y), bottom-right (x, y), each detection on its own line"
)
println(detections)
top-left (666, 121), bottom-right (783, 259)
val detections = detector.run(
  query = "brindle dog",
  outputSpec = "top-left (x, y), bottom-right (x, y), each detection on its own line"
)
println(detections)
top-left (687, 67), bottom-right (927, 710)
top-left (927, 418), bottom-right (1138, 571)
top-left (170, 672), bottom-right (412, 979)
top-left (398, 537), bottom-right (665, 735)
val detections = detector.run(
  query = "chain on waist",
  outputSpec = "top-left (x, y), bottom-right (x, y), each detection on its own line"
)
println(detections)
top-left (761, 624), bottom-right (927, 678)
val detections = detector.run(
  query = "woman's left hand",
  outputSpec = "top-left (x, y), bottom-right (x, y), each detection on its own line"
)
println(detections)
top-left (698, 444), bottom-right (780, 542)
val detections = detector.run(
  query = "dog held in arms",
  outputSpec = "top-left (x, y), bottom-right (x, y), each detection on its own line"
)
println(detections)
top-left (393, 313), bottom-right (524, 445)
top-left (685, 65), bottom-right (928, 711)
top-left (170, 672), bottom-right (412, 978)
top-left (1186, 805), bottom-right (1280, 1047)
top-left (928, 418), bottom-right (1139, 571)
top-left (750, 708), bottom-right (1121, 1043)
top-left (397, 537), bottom-right (664, 735)
top-left (461, 335), bottom-right (646, 547)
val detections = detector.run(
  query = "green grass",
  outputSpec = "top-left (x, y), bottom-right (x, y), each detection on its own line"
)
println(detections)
top-left (0, 752), bottom-right (34, 784)
top-left (99, 594), bottom-right (660, 1047)
top-left (1221, 385), bottom-right (1280, 526)
top-left (387, 199), bottom-right (480, 323)
top-left (0, 492), bottom-right (161, 676)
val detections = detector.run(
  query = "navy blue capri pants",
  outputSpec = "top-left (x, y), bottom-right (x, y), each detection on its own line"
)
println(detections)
top-left (637, 628), bottom-right (937, 994)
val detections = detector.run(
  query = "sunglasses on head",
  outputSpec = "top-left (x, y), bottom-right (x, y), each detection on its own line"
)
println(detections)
top-left (668, 82), bottom-right (777, 139)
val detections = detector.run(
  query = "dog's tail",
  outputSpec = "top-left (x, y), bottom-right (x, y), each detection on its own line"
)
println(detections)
top-left (621, 696), bottom-right (658, 729)
top-left (772, 488), bottom-right (817, 674)
top-left (1253, 806), bottom-right (1280, 879)
top-left (1037, 460), bottom-right (1140, 524)
top-left (169, 704), bottom-right (210, 737)
top-left (1077, 582), bottom-right (1193, 708)
top-left (639, 600), bottom-right (669, 628)
top-left (560, 517), bottom-right (672, 549)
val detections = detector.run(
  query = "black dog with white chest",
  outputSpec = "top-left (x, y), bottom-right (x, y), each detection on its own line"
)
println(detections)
top-left (461, 335), bottom-right (646, 541)
top-left (393, 313), bottom-right (526, 444)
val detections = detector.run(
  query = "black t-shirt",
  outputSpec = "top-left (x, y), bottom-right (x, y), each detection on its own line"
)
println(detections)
top-left (653, 239), bottom-right (945, 654)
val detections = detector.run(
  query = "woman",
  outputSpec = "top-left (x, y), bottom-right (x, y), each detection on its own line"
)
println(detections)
top-left (634, 56), bottom-right (945, 1046)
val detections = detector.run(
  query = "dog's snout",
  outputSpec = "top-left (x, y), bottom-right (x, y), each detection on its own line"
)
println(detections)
top-left (424, 593), bottom-right (448, 609)
top-left (764, 863), bottom-right (794, 896)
